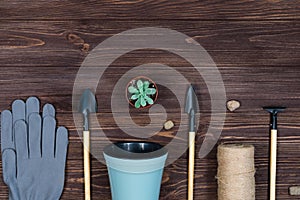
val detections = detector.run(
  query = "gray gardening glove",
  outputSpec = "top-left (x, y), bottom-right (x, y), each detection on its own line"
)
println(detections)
top-left (1, 97), bottom-right (68, 200)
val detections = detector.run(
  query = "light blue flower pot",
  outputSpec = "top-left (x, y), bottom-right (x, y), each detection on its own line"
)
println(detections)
top-left (104, 142), bottom-right (168, 200)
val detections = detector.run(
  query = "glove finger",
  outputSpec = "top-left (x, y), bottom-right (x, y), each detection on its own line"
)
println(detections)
top-left (42, 116), bottom-right (56, 158)
top-left (3, 149), bottom-right (20, 200)
top-left (29, 113), bottom-right (42, 158)
top-left (55, 126), bottom-right (68, 160)
top-left (26, 97), bottom-right (40, 123)
top-left (1, 110), bottom-right (14, 152)
top-left (2, 148), bottom-right (17, 185)
top-left (12, 100), bottom-right (25, 125)
top-left (14, 120), bottom-right (29, 160)
top-left (42, 103), bottom-right (55, 118)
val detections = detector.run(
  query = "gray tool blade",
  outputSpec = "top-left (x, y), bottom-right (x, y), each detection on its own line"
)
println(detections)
top-left (79, 89), bottom-right (97, 131)
top-left (184, 85), bottom-right (198, 132)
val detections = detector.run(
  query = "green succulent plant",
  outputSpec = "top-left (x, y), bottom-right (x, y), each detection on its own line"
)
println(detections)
top-left (128, 79), bottom-right (157, 108)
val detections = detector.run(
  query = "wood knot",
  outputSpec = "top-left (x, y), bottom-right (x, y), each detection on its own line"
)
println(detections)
top-left (66, 33), bottom-right (90, 53)
top-left (81, 43), bottom-right (90, 53)
top-left (67, 33), bottom-right (84, 45)
top-left (0, 34), bottom-right (44, 49)
top-left (161, 172), bottom-right (170, 184)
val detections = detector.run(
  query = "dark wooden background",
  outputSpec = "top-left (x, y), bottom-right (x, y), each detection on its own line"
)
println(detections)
top-left (0, 1), bottom-right (299, 199)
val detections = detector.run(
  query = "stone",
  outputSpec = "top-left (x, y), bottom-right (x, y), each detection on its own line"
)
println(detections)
top-left (289, 186), bottom-right (300, 195)
top-left (227, 100), bottom-right (241, 112)
top-left (164, 120), bottom-right (174, 130)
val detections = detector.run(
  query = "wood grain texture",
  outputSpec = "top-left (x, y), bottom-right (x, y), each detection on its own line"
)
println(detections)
top-left (0, 1), bottom-right (299, 199)
top-left (0, 0), bottom-right (299, 20)
top-left (0, 20), bottom-right (299, 67)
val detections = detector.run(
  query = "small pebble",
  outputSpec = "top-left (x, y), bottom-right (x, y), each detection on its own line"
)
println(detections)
top-left (226, 100), bottom-right (241, 112)
top-left (289, 186), bottom-right (300, 196)
top-left (164, 120), bottom-right (174, 130)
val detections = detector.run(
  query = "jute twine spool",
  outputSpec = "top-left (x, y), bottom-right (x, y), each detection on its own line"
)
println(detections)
top-left (217, 144), bottom-right (255, 200)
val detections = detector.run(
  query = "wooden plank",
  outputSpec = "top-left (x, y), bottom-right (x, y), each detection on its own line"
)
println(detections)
top-left (0, 17), bottom-right (299, 200)
top-left (0, 65), bottom-right (299, 112)
top-left (1, 140), bottom-right (300, 199)
top-left (0, 0), bottom-right (299, 20)
top-left (0, 20), bottom-right (299, 67)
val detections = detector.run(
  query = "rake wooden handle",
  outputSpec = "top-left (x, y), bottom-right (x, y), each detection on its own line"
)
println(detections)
top-left (270, 129), bottom-right (277, 200)
top-left (83, 130), bottom-right (91, 200)
top-left (188, 131), bottom-right (196, 200)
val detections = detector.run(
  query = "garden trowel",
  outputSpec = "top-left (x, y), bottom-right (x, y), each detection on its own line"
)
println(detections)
top-left (79, 89), bottom-right (97, 200)
top-left (185, 85), bottom-right (198, 200)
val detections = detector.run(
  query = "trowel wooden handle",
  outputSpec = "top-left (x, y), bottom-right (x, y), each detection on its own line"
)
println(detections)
top-left (188, 131), bottom-right (196, 200)
top-left (83, 130), bottom-right (91, 200)
top-left (270, 129), bottom-right (277, 200)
